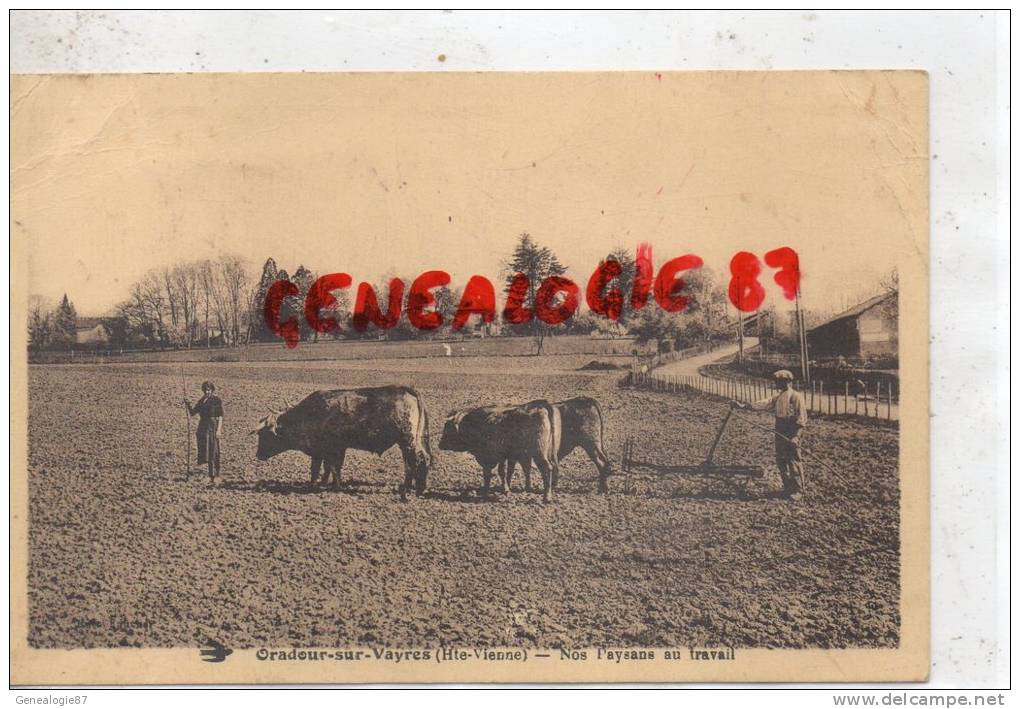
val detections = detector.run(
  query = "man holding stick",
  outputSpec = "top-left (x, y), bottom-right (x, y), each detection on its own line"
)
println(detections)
top-left (734, 370), bottom-right (808, 500)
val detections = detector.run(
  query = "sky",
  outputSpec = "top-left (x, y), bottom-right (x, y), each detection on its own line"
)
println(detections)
top-left (12, 72), bottom-right (925, 317)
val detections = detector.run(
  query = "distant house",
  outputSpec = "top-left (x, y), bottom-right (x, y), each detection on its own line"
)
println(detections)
top-left (75, 317), bottom-right (111, 345)
top-left (726, 311), bottom-right (766, 336)
top-left (197, 326), bottom-right (227, 346)
top-left (807, 291), bottom-right (898, 359)
top-left (589, 320), bottom-right (627, 338)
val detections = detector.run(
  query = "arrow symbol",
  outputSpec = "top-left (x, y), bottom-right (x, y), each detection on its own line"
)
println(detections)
top-left (199, 641), bottom-right (233, 663)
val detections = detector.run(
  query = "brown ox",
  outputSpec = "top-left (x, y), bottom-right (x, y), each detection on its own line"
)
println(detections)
top-left (250, 385), bottom-right (431, 495)
top-left (438, 402), bottom-right (560, 503)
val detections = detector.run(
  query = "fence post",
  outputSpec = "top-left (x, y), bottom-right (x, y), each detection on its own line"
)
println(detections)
top-left (887, 379), bottom-right (893, 421)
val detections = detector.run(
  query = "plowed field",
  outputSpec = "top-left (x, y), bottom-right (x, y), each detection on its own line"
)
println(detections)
top-left (26, 355), bottom-right (899, 649)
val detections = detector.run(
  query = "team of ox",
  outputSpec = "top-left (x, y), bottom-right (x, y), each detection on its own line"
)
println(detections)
top-left (250, 385), bottom-right (612, 502)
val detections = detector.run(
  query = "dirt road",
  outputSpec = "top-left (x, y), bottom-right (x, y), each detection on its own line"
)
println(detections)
top-left (653, 338), bottom-right (758, 382)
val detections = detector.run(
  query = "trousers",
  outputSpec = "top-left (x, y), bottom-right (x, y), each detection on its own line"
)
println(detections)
top-left (775, 419), bottom-right (804, 494)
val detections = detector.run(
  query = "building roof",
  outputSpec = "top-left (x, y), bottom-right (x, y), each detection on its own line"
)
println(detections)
top-left (724, 311), bottom-right (765, 330)
top-left (810, 291), bottom-right (896, 332)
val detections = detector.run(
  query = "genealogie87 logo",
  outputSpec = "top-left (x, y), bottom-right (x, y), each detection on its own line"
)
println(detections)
top-left (262, 245), bottom-right (802, 348)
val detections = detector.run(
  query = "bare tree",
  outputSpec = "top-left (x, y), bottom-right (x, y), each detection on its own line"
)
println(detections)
top-left (113, 257), bottom-right (253, 349)
top-left (28, 295), bottom-right (53, 350)
top-left (134, 271), bottom-right (170, 346)
top-left (219, 255), bottom-right (250, 346)
top-left (172, 264), bottom-right (202, 347)
top-left (880, 267), bottom-right (899, 294)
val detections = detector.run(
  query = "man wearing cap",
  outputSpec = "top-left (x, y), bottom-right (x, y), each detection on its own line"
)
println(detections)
top-left (737, 370), bottom-right (807, 499)
top-left (184, 380), bottom-right (224, 482)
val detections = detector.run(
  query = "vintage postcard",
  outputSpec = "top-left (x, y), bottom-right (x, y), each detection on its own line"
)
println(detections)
top-left (10, 71), bottom-right (928, 684)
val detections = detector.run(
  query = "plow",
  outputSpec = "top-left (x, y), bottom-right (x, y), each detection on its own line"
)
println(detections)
top-left (621, 406), bottom-right (766, 498)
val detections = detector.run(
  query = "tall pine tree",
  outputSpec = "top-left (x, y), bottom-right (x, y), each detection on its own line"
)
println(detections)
top-left (291, 265), bottom-right (317, 342)
top-left (248, 258), bottom-right (279, 342)
top-left (504, 233), bottom-right (567, 354)
top-left (52, 294), bottom-right (78, 349)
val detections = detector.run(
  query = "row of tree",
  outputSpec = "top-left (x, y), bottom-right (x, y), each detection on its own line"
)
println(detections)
top-left (29, 234), bottom-right (733, 353)
top-left (116, 255), bottom-right (251, 348)
top-left (29, 256), bottom-right (254, 351)
top-left (28, 294), bottom-right (79, 350)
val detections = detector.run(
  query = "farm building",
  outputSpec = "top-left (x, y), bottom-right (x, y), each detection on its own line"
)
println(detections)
top-left (75, 317), bottom-right (110, 345)
top-left (807, 291), bottom-right (898, 359)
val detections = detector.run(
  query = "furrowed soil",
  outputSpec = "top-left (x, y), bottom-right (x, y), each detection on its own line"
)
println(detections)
top-left (26, 355), bottom-right (899, 650)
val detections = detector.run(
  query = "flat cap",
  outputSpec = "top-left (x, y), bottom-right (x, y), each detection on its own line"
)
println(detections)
top-left (773, 369), bottom-right (794, 380)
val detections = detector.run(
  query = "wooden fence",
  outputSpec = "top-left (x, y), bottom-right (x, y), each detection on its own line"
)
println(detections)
top-left (630, 370), bottom-right (898, 422)
top-left (631, 342), bottom-right (717, 373)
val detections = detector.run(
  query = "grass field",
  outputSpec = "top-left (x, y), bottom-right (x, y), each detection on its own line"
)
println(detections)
top-left (26, 354), bottom-right (900, 650)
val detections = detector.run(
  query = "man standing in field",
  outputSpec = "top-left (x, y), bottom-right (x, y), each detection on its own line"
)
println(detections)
top-left (736, 370), bottom-right (807, 500)
top-left (184, 380), bottom-right (224, 484)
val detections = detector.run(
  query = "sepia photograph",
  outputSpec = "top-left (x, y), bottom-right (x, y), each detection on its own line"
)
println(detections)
top-left (10, 64), bottom-right (933, 684)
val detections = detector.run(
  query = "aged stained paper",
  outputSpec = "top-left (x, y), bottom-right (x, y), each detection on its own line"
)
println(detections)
top-left (11, 72), bottom-right (928, 684)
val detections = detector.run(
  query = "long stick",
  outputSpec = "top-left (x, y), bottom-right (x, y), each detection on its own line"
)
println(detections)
top-left (730, 407), bottom-right (842, 487)
top-left (181, 363), bottom-right (191, 478)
